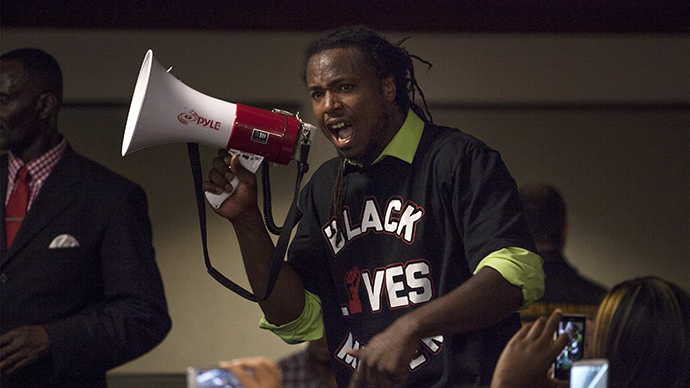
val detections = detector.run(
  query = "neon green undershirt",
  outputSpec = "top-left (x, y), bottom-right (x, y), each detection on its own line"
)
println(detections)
top-left (260, 110), bottom-right (544, 343)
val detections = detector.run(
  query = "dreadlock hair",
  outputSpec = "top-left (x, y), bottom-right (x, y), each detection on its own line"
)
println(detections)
top-left (302, 25), bottom-right (433, 245)
top-left (302, 25), bottom-right (432, 123)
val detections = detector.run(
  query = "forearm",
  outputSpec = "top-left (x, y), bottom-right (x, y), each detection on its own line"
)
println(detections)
top-left (232, 207), bottom-right (305, 325)
top-left (399, 267), bottom-right (523, 341)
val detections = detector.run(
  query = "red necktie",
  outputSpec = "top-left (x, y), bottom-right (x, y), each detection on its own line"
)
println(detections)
top-left (6, 166), bottom-right (30, 248)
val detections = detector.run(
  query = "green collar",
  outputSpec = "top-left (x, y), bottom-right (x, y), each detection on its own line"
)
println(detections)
top-left (345, 109), bottom-right (424, 168)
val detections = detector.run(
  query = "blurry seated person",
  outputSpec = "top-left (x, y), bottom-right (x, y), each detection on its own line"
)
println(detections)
top-left (278, 336), bottom-right (337, 388)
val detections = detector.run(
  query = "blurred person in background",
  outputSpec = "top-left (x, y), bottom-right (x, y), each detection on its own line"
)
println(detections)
top-left (518, 183), bottom-right (607, 324)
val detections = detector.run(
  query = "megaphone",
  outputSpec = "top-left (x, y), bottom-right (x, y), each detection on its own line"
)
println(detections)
top-left (122, 49), bottom-right (313, 208)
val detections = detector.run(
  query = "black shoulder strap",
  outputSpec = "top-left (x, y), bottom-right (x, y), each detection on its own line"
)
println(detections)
top-left (186, 142), bottom-right (305, 302)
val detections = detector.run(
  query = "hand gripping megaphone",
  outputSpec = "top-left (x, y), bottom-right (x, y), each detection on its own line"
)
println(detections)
top-left (122, 49), bottom-right (313, 208)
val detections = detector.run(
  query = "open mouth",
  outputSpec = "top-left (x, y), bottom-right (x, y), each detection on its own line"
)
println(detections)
top-left (329, 121), bottom-right (354, 144)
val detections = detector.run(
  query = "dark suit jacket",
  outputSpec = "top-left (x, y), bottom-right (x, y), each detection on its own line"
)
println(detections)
top-left (1, 147), bottom-right (171, 387)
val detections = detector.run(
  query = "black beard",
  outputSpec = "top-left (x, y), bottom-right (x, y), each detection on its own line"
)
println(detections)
top-left (348, 106), bottom-right (393, 166)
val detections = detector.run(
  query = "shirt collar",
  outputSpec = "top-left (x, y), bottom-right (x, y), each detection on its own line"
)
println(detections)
top-left (7, 137), bottom-right (68, 209)
top-left (9, 137), bottom-right (67, 175)
top-left (345, 109), bottom-right (425, 168)
top-left (375, 109), bottom-right (425, 164)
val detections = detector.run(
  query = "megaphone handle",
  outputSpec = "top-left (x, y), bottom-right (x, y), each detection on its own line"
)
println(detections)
top-left (204, 150), bottom-right (264, 209)
top-left (204, 176), bottom-right (239, 209)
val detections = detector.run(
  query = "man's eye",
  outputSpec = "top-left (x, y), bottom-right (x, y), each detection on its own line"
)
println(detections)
top-left (340, 85), bottom-right (352, 91)
top-left (311, 92), bottom-right (323, 100)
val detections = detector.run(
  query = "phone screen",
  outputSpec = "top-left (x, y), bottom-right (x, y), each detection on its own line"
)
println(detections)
top-left (187, 367), bottom-right (244, 388)
top-left (553, 314), bottom-right (586, 380)
top-left (570, 359), bottom-right (609, 388)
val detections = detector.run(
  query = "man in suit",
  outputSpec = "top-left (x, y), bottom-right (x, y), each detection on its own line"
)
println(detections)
top-left (0, 48), bottom-right (171, 387)
top-left (518, 183), bottom-right (607, 323)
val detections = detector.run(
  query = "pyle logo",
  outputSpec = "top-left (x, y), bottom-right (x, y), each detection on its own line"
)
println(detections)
top-left (178, 110), bottom-right (221, 130)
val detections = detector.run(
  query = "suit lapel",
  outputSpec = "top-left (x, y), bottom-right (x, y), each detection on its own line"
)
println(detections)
top-left (1, 154), bottom-right (8, 262)
top-left (2, 148), bottom-right (82, 266)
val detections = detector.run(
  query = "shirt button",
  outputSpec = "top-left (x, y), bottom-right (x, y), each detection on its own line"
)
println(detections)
top-left (0, 273), bottom-right (7, 283)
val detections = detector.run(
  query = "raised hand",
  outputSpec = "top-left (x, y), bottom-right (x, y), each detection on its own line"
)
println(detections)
top-left (490, 310), bottom-right (570, 388)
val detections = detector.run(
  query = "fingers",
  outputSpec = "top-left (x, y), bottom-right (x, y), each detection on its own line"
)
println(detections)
top-left (510, 320), bottom-right (534, 343)
top-left (525, 316), bottom-right (548, 341)
top-left (347, 361), bottom-right (365, 388)
top-left (2, 354), bottom-right (29, 376)
top-left (0, 326), bottom-right (50, 376)
top-left (224, 356), bottom-right (278, 371)
top-left (229, 154), bottom-right (257, 186)
top-left (222, 363), bottom-right (256, 388)
top-left (0, 331), bottom-right (18, 361)
top-left (545, 309), bottom-right (563, 332)
top-left (204, 150), bottom-right (259, 195)
top-left (552, 332), bottom-right (571, 356)
top-left (346, 348), bottom-right (361, 358)
top-left (524, 309), bottom-right (562, 343)
top-left (541, 309), bottom-right (563, 342)
top-left (219, 357), bottom-right (282, 388)
top-left (346, 348), bottom-right (405, 388)
top-left (203, 151), bottom-right (234, 194)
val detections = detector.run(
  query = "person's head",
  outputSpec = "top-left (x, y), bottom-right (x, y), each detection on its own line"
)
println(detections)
top-left (0, 48), bottom-right (63, 161)
top-left (302, 25), bottom-right (428, 165)
top-left (518, 184), bottom-right (567, 252)
top-left (591, 277), bottom-right (689, 388)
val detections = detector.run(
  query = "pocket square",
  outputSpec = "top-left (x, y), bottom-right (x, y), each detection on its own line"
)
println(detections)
top-left (49, 234), bottom-right (80, 248)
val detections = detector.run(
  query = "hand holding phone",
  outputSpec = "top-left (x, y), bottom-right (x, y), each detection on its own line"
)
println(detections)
top-left (188, 367), bottom-right (244, 388)
top-left (218, 357), bottom-right (282, 388)
top-left (491, 309), bottom-right (571, 388)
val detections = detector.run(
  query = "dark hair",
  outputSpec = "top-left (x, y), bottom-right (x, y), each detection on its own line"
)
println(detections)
top-left (592, 277), bottom-right (689, 388)
top-left (519, 184), bottom-right (567, 250)
top-left (301, 25), bottom-right (431, 122)
top-left (1, 48), bottom-right (63, 106)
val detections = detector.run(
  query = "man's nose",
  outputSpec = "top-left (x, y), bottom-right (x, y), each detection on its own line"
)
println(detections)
top-left (323, 91), bottom-right (342, 113)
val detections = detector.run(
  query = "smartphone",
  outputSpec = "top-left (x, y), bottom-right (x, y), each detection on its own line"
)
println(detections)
top-left (570, 359), bottom-right (609, 388)
top-left (187, 367), bottom-right (244, 388)
top-left (553, 314), bottom-right (587, 381)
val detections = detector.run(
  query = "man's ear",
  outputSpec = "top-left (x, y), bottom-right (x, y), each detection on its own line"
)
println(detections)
top-left (37, 93), bottom-right (59, 120)
top-left (382, 76), bottom-right (396, 103)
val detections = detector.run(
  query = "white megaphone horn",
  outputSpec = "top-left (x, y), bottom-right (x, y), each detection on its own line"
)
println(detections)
top-left (122, 49), bottom-right (313, 208)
